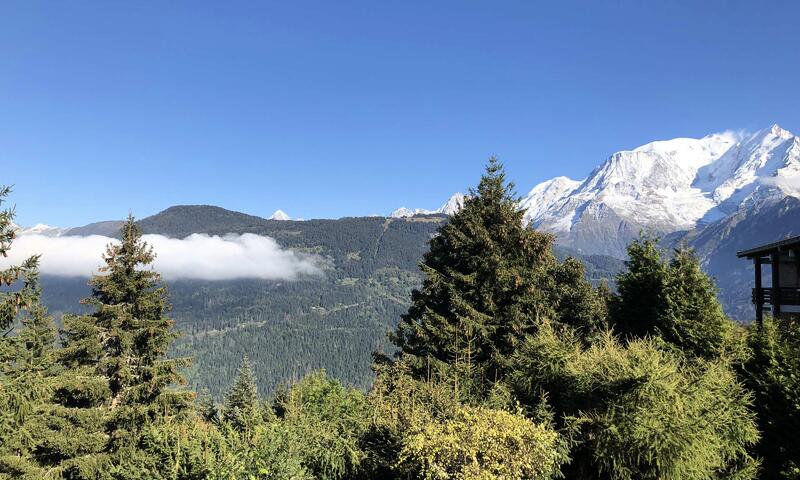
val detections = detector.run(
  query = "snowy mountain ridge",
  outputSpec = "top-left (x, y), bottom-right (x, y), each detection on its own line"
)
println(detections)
top-left (397, 124), bottom-right (798, 258)
top-left (520, 124), bottom-right (799, 257)
top-left (390, 192), bottom-right (466, 218)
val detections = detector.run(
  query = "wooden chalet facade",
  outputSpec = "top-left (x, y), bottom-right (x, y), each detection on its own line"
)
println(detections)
top-left (737, 235), bottom-right (800, 324)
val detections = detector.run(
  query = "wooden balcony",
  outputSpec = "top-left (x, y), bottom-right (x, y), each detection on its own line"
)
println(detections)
top-left (752, 287), bottom-right (800, 306)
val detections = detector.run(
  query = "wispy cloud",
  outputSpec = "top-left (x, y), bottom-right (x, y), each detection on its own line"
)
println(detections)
top-left (1, 233), bottom-right (322, 281)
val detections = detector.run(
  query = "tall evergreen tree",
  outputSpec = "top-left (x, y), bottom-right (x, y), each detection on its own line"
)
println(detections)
top-left (60, 215), bottom-right (191, 453)
top-left (0, 186), bottom-right (39, 334)
top-left (611, 237), bottom-right (732, 359)
top-left (661, 247), bottom-right (732, 359)
top-left (223, 355), bottom-right (260, 432)
top-left (0, 272), bottom-right (62, 479)
top-left (391, 158), bottom-right (558, 389)
top-left (0, 189), bottom-right (109, 479)
top-left (609, 235), bottom-right (667, 340)
top-left (391, 158), bottom-right (606, 394)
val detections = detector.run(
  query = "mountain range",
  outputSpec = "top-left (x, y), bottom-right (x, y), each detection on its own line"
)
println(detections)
top-left (13, 124), bottom-right (800, 396)
top-left (521, 124), bottom-right (800, 258)
top-left (395, 124), bottom-right (800, 319)
top-left (396, 124), bottom-right (798, 260)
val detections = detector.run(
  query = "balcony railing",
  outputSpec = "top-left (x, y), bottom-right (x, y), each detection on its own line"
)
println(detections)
top-left (752, 287), bottom-right (800, 305)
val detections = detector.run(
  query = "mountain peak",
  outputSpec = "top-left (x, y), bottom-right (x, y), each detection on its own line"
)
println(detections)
top-left (523, 124), bottom-right (800, 257)
top-left (15, 223), bottom-right (69, 237)
top-left (438, 192), bottom-right (466, 215)
top-left (769, 123), bottom-right (787, 136)
top-left (269, 209), bottom-right (291, 221)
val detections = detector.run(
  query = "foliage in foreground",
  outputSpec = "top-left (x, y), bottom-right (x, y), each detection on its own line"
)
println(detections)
top-left (742, 316), bottom-right (800, 479)
top-left (511, 323), bottom-right (759, 479)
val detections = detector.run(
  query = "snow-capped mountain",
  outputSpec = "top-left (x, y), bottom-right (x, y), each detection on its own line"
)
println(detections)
top-left (522, 124), bottom-right (800, 257)
top-left (269, 210), bottom-right (291, 221)
top-left (390, 192), bottom-right (466, 218)
top-left (13, 223), bottom-right (70, 237)
top-left (438, 192), bottom-right (466, 215)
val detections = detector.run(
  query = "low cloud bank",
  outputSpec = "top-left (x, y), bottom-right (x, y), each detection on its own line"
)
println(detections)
top-left (2, 233), bottom-right (322, 281)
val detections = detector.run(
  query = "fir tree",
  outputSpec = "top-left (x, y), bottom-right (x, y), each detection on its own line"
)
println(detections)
top-left (609, 234), bottom-right (667, 339)
top-left (611, 237), bottom-right (732, 359)
top-left (661, 247), bottom-right (732, 359)
top-left (743, 316), bottom-right (800, 479)
top-left (59, 215), bottom-right (191, 454)
top-left (391, 158), bottom-right (604, 392)
top-left (392, 158), bottom-right (557, 388)
top-left (223, 356), bottom-right (260, 432)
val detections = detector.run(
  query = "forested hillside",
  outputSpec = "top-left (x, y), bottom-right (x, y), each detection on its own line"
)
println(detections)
top-left (4, 162), bottom-right (798, 479)
top-left (43, 209), bottom-right (623, 399)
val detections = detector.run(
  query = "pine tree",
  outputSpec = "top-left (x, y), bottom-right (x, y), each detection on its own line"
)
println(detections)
top-left (0, 186), bottom-right (39, 334)
top-left (743, 316), bottom-right (800, 478)
top-left (59, 215), bottom-right (191, 453)
top-left (661, 247), bottom-right (732, 359)
top-left (391, 158), bottom-right (559, 390)
top-left (390, 158), bottom-right (608, 397)
top-left (223, 356), bottom-right (260, 432)
top-left (0, 271), bottom-right (62, 479)
top-left (609, 234), bottom-right (667, 339)
top-left (610, 237), bottom-right (732, 359)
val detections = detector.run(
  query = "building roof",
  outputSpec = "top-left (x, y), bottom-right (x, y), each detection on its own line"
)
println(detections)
top-left (737, 235), bottom-right (800, 258)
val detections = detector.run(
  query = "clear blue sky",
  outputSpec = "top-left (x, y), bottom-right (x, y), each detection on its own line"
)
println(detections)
top-left (2, 1), bottom-right (799, 226)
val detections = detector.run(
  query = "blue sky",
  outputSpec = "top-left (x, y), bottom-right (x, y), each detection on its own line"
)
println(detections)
top-left (2, 1), bottom-right (799, 226)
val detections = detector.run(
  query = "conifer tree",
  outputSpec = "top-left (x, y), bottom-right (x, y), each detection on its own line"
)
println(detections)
top-left (392, 158), bottom-right (559, 389)
top-left (609, 235), bottom-right (667, 339)
top-left (610, 237), bottom-right (732, 359)
top-left (223, 356), bottom-right (260, 432)
top-left (60, 215), bottom-right (191, 452)
top-left (0, 190), bottom-right (108, 479)
top-left (743, 316), bottom-right (800, 479)
top-left (391, 158), bottom-right (606, 392)
top-left (661, 247), bottom-right (732, 359)
top-left (0, 186), bottom-right (39, 334)
top-left (0, 187), bottom-right (54, 478)
top-left (197, 389), bottom-right (219, 424)
top-left (510, 323), bottom-right (759, 479)
top-left (0, 272), bottom-right (61, 479)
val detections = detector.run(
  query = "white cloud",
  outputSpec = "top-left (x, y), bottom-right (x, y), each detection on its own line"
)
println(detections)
top-left (1, 233), bottom-right (322, 281)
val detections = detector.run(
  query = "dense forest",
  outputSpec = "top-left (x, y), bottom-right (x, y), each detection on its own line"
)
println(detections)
top-left (39, 209), bottom-right (623, 399)
top-left (1, 161), bottom-right (799, 479)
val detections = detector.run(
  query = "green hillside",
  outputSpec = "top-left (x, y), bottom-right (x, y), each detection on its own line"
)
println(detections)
top-left (44, 206), bottom-right (623, 399)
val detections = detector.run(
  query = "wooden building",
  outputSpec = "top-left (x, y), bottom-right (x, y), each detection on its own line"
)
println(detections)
top-left (737, 235), bottom-right (800, 324)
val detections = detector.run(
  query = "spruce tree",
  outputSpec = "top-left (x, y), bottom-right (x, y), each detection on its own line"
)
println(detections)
top-left (391, 158), bottom-right (606, 394)
top-left (743, 316), bottom-right (800, 478)
top-left (0, 272), bottom-right (61, 479)
top-left (661, 247), bottom-right (732, 359)
top-left (0, 189), bottom-right (109, 479)
top-left (0, 186), bottom-right (39, 334)
top-left (610, 237), bottom-right (732, 359)
top-left (60, 215), bottom-right (191, 453)
top-left (223, 356), bottom-right (260, 432)
top-left (609, 235), bottom-right (667, 339)
top-left (0, 187), bottom-right (54, 478)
